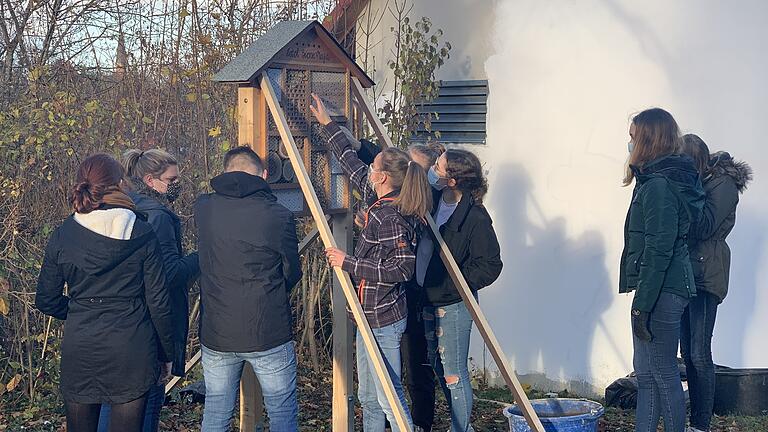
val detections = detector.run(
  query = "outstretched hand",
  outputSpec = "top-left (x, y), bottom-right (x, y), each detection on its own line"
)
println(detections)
top-left (310, 93), bottom-right (332, 126)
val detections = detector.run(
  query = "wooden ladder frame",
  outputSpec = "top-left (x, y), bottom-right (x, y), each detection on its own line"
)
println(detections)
top-left (350, 77), bottom-right (545, 432)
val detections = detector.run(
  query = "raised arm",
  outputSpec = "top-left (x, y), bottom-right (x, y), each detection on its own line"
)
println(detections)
top-left (311, 94), bottom-right (377, 205)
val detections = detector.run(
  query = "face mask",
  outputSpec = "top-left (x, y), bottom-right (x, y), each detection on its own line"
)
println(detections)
top-left (368, 165), bottom-right (384, 190)
top-left (428, 166), bottom-right (448, 191)
top-left (156, 179), bottom-right (182, 203)
top-left (628, 140), bottom-right (635, 154)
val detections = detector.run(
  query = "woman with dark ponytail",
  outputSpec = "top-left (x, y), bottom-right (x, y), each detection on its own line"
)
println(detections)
top-left (420, 148), bottom-right (501, 432)
top-left (312, 94), bottom-right (432, 431)
top-left (35, 154), bottom-right (175, 432)
top-left (97, 149), bottom-right (199, 432)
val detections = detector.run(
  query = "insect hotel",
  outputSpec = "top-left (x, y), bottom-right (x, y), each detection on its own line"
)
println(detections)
top-left (211, 19), bottom-right (545, 432)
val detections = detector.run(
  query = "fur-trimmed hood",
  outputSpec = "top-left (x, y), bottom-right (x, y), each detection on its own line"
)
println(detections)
top-left (708, 152), bottom-right (753, 193)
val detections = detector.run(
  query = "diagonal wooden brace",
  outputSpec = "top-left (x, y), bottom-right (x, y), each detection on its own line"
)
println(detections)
top-left (350, 77), bottom-right (546, 432)
top-left (261, 72), bottom-right (413, 432)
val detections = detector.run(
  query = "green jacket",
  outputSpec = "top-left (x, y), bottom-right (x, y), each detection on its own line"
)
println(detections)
top-left (619, 154), bottom-right (705, 312)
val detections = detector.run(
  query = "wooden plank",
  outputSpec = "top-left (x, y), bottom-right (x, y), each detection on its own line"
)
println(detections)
top-left (164, 350), bottom-right (201, 394)
top-left (240, 364), bottom-right (265, 430)
top-left (238, 86), bottom-right (262, 152)
top-left (332, 213), bottom-right (355, 432)
top-left (351, 76), bottom-right (546, 432)
top-left (262, 72), bottom-right (412, 432)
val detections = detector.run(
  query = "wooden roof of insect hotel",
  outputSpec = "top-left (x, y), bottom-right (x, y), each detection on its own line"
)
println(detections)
top-left (212, 20), bottom-right (374, 87)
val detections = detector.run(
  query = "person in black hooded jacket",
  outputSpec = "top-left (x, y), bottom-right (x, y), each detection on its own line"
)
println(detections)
top-left (36, 154), bottom-right (175, 432)
top-left (97, 149), bottom-right (200, 432)
top-left (680, 135), bottom-right (752, 432)
top-left (194, 146), bottom-right (301, 431)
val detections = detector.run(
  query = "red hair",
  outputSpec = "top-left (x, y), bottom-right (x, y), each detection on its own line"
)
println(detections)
top-left (70, 153), bottom-right (125, 213)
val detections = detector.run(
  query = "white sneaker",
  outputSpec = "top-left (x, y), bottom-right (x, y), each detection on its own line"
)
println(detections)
top-left (686, 427), bottom-right (706, 432)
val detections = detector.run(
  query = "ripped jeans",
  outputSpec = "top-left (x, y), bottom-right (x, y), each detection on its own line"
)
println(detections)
top-left (424, 301), bottom-right (474, 432)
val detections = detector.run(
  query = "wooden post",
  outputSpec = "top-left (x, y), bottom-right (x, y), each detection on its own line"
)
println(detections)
top-left (238, 86), bottom-right (266, 155)
top-left (235, 87), bottom-right (267, 432)
top-left (261, 72), bottom-right (412, 432)
top-left (332, 212), bottom-right (354, 432)
top-left (350, 77), bottom-right (546, 432)
top-left (240, 365), bottom-right (265, 431)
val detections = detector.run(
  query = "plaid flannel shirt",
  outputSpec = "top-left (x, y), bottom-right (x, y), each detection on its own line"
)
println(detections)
top-left (321, 122), bottom-right (417, 328)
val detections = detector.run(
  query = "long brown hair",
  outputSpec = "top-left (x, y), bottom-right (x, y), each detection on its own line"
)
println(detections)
top-left (379, 148), bottom-right (433, 219)
top-left (623, 108), bottom-right (681, 186)
top-left (71, 153), bottom-right (125, 213)
top-left (445, 149), bottom-right (488, 204)
top-left (680, 134), bottom-right (710, 177)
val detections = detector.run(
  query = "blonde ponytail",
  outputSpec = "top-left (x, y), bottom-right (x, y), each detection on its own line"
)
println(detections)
top-left (379, 148), bottom-right (433, 219)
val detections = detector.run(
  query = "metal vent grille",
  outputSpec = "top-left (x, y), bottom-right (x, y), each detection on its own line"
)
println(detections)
top-left (413, 80), bottom-right (488, 144)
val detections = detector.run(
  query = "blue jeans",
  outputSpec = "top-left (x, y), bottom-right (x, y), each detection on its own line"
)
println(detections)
top-left (681, 290), bottom-right (718, 431)
top-left (97, 373), bottom-right (164, 432)
top-left (633, 292), bottom-right (689, 432)
top-left (201, 341), bottom-right (297, 432)
top-left (356, 317), bottom-right (412, 432)
top-left (424, 301), bottom-right (474, 432)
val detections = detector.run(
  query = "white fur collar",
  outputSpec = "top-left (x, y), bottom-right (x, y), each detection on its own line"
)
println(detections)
top-left (74, 208), bottom-right (136, 240)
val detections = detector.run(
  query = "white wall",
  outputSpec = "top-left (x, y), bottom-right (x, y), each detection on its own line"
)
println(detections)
top-left (357, 0), bottom-right (768, 395)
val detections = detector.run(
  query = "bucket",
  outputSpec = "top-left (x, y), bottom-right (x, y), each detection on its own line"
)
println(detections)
top-left (713, 367), bottom-right (768, 416)
top-left (503, 398), bottom-right (604, 432)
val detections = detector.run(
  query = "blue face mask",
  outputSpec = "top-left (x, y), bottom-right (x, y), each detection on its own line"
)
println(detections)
top-left (628, 140), bottom-right (635, 154)
top-left (428, 166), bottom-right (448, 191)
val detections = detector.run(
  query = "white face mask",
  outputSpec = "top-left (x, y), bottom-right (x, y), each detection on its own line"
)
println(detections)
top-left (368, 165), bottom-right (384, 190)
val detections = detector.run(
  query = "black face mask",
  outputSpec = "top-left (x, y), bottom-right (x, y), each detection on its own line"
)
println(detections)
top-left (164, 180), bottom-right (182, 203)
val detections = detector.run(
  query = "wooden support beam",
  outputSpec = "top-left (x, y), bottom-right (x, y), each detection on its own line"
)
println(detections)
top-left (240, 364), bottom-right (265, 430)
top-left (332, 213), bottom-right (355, 432)
top-left (164, 350), bottom-right (201, 394)
top-left (351, 77), bottom-right (546, 432)
top-left (238, 86), bottom-right (263, 154)
top-left (261, 72), bottom-right (412, 432)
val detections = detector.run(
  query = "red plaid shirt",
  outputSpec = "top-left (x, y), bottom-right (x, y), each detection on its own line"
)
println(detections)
top-left (322, 122), bottom-right (417, 328)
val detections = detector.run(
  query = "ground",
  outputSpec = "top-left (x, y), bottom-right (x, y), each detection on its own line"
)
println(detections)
top-left (2, 364), bottom-right (767, 431)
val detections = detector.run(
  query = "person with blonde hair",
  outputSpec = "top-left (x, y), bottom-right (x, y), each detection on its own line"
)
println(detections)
top-left (97, 148), bottom-right (199, 432)
top-left (312, 93), bottom-right (434, 432)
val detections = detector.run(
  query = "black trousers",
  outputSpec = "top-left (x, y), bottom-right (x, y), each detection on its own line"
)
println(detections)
top-left (386, 287), bottom-right (435, 431)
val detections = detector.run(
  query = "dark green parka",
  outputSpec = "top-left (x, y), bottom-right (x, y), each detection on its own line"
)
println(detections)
top-left (619, 154), bottom-right (705, 312)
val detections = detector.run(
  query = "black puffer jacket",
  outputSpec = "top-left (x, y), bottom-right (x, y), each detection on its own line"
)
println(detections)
top-left (129, 184), bottom-right (199, 377)
top-left (689, 152), bottom-right (752, 302)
